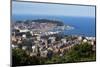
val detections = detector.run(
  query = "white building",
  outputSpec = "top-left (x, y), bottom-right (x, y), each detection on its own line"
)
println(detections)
top-left (83, 39), bottom-right (88, 43)
top-left (61, 38), bottom-right (66, 44)
top-left (12, 44), bottom-right (18, 48)
top-left (86, 37), bottom-right (95, 41)
top-left (30, 31), bottom-right (33, 36)
top-left (36, 36), bottom-right (41, 41)
top-left (49, 37), bottom-right (56, 43)
top-left (19, 29), bottom-right (29, 33)
top-left (22, 34), bottom-right (26, 38)
top-left (77, 36), bottom-right (83, 41)
top-left (22, 46), bottom-right (27, 50)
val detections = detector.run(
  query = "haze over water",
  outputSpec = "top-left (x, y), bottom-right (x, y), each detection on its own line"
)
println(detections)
top-left (12, 1), bottom-right (96, 37)
top-left (13, 15), bottom-right (95, 37)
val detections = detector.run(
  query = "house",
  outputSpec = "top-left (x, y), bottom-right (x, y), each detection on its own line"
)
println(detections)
top-left (40, 50), bottom-right (48, 58)
top-left (83, 39), bottom-right (88, 43)
top-left (22, 46), bottom-right (27, 50)
top-left (77, 36), bottom-right (83, 41)
top-left (22, 34), bottom-right (26, 38)
top-left (61, 38), bottom-right (66, 44)
top-left (12, 44), bottom-right (18, 48)
top-left (48, 37), bottom-right (56, 43)
top-left (19, 29), bottom-right (29, 33)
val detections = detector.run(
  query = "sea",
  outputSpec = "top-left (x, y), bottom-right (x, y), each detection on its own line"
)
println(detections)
top-left (12, 15), bottom-right (96, 37)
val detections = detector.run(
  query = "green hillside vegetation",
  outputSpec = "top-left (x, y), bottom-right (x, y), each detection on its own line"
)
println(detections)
top-left (12, 42), bottom-right (96, 66)
top-left (33, 19), bottom-right (64, 26)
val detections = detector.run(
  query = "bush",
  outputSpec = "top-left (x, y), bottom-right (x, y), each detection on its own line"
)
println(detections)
top-left (64, 43), bottom-right (96, 62)
top-left (12, 48), bottom-right (28, 66)
top-left (12, 42), bottom-right (96, 66)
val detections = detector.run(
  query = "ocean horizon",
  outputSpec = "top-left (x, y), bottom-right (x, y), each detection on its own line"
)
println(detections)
top-left (12, 15), bottom-right (96, 37)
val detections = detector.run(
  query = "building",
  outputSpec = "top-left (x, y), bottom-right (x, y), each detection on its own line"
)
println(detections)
top-left (61, 38), bottom-right (66, 44)
top-left (48, 37), bottom-right (56, 43)
top-left (77, 36), bottom-right (83, 41)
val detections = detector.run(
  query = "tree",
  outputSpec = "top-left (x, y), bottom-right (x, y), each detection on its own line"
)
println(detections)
top-left (12, 48), bottom-right (47, 66)
top-left (64, 42), bottom-right (95, 62)
top-left (12, 48), bottom-right (28, 66)
top-left (12, 42), bottom-right (96, 66)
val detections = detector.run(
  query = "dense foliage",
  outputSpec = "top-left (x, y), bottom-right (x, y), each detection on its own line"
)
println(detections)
top-left (12, 42), bottom-right (96, 66)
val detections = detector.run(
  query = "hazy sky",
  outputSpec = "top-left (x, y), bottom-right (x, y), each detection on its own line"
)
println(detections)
top-left (12, 1), bottom-right (95, 17)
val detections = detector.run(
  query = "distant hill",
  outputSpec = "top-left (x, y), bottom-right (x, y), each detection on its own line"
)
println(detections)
top-left (15, 19), bottom-right (64, 26)
top-left (32, 19), bottom-right (64, 26)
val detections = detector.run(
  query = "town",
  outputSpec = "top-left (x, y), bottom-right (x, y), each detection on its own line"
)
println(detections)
top-left (11, 19), bottom-right (96, 59)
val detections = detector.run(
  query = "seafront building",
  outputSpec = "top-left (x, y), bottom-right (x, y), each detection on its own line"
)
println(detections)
top-left (11, 20), bottom-right (96, 58)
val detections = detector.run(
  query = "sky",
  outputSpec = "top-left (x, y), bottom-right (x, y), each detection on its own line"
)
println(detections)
top-left (12, 1), bottom-right (95, 17)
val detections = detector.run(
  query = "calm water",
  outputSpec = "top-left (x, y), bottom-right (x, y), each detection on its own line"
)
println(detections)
top-left (12, 15), bottom-right (96, 37)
